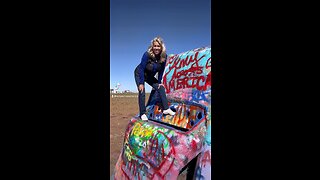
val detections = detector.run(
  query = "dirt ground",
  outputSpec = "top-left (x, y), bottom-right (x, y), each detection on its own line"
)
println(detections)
top-left (110, 93), bottom-right (149, 174)
top-left (109, 93), bottom-right (187, 179)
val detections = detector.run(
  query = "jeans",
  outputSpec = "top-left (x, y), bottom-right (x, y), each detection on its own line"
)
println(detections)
top-left (134, 67), bottom-right (169, 116)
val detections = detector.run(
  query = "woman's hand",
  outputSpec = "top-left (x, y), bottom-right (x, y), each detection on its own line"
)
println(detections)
top-left (139, 84), bottom-right (144, 93)
top-left (158, 84), bottom-right (165, 89)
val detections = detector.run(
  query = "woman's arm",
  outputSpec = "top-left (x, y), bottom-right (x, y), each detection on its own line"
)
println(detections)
top-left (157, 54), bottom-right (167, 84)
top-left (138, 52), bottom-right (149, 85)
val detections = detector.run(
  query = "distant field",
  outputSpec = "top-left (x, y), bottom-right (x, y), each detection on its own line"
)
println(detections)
top-left (110, 92), bottom-right (140, 98)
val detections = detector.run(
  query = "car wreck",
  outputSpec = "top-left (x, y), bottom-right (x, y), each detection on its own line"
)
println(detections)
top-left (113, 47), bottom-right (211, 179)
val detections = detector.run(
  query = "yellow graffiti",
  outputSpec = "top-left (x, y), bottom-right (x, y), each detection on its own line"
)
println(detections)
top-left (131, 123), bottom-right (155, 138)
top-left (162, 115), bottom-right (175, 124)
top-left (124, 145), bottom-right (133, 161)
top-left (131, 123), bottom-right (142, 136)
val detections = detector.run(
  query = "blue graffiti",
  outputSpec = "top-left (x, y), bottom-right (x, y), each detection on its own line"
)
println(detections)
top-left (191, 90), bottom-right (210, 103)
top-left (205, 125), bottom-right (211, 145)
top-left (195, 166), bottom-right (205, 180)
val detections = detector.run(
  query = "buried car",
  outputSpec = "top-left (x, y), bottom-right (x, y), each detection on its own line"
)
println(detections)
top-left (113, 47), bottom-right (211, 179)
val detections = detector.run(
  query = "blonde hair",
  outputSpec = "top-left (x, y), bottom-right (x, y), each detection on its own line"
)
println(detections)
top-left (147, 36), bottom-right (167, 63)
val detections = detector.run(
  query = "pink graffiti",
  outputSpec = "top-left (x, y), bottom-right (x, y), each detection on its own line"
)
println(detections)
top-left (120, 130), bottom-right (176, 179)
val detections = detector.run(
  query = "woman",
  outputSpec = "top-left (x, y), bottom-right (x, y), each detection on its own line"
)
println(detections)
top-left (134, 37), bottom-right (175, 121)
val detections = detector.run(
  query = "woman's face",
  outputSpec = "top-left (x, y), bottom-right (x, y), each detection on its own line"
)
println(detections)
top-left (152, 41), bottom-right (162, 55)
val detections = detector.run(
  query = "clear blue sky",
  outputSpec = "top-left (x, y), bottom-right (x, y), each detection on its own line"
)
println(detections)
top-left (110, 0), bottom-right (211, 93)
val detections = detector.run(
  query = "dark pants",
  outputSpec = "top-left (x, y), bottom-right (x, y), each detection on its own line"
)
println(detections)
top-left (134, 67), bottom-right (169, 116)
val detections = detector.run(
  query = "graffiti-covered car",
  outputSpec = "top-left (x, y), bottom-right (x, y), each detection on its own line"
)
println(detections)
top-left (113, 47), bottom-right (211, 179)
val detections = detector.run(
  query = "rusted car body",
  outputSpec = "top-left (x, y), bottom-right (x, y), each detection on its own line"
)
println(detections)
top-left (113, 47), bottom-right (211, 179)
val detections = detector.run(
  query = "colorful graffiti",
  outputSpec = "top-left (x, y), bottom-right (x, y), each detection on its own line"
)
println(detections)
top-left (145, 102), bottom-right (206, 130)
top-left (121, 122), bottom-right (177, 179)
top-left (113, 47), bottom-right (211, 179)
top-left (163, 47), bottom-right (211, 93)
top-left (167, 88), bottom-right (211, 107)
top-left (114, 117), bottom-right (207, 179)
top-left (194, 146), bottom-right (211, 180)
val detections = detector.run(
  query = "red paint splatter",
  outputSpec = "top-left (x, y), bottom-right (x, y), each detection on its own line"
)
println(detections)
top-left (191, 140), bottom-right (198, 150)
top-left (201, 151), bottom-right (211, 167)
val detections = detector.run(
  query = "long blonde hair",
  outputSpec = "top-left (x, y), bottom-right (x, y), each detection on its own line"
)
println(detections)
top-left (147, 36), bottom-right (167, 63)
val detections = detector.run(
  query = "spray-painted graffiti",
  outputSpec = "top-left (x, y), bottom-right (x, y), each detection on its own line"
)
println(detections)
top-left (145, 102), bottom-right (206, 130)
top-left (201, 150), bottom-right (211, 168)
top-left (114, 117), bottom-right (208, 179)
top-left (114, 47), bottom-right (212, 179)
top-left (166, 88), bottom-right (211, 107)
top-left (163, 47), bottom-right (211, 93)
top-left (194, 145), bottom-right (211, 180)
top-left (120, 122), bottom-right (177, 179)
top-left (147, 88), bottom-right (211, 110)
